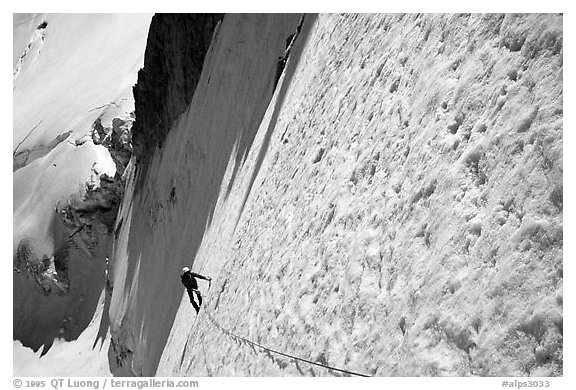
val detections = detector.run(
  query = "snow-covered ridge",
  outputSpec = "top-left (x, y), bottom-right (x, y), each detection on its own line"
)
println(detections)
top-left (13, 14), bottom-right (152, 376)
top-left (13, 19), bottom-right (48, 81)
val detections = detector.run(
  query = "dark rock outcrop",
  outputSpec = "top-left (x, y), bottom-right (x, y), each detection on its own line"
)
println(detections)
top-left (91, 115), bottom-right (134, 177)
top-left (131, 14), bottom-right (224, 166)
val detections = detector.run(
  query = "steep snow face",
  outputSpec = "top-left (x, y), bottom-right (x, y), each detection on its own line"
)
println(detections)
top-left (112, 14), bottom-right (562, 377)
top-left (13, 13), bottom-right (151, 374)
top-left (107, 13), bottom-right (304, 376)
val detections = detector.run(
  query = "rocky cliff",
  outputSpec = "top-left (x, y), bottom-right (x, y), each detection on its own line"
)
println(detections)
top-left (131, 14), bottom-right (224, 166)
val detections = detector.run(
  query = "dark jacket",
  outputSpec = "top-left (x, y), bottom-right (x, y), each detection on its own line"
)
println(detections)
top-left (181, 270), bottom-right (209, 291)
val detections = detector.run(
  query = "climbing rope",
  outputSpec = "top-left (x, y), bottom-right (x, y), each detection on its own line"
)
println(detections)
top-left (202, 307), bottom-right (371, 377)
top-left (193, 253), bottom-right (370, 376)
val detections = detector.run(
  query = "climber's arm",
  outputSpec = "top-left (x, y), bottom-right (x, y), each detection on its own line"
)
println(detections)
top-left (191, 272), bottom-right (211, 281)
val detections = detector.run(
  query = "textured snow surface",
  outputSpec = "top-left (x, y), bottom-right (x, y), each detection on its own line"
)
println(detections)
top-left (109, 14), bottom-right (562, 377)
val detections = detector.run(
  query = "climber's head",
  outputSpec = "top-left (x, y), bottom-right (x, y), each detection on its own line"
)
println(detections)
top-left (181, 266), bottom-right (190, 275)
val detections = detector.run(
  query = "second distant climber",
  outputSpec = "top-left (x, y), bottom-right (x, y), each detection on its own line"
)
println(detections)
top-left (180, 267), bottom-right (212, 315)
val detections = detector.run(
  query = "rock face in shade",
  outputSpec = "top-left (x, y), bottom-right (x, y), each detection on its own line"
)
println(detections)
top-left (131, 14), bottom-right (224, 166)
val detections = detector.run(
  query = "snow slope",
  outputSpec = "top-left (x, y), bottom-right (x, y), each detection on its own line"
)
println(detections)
top-left (109, 13), bottom-right (562, 377)
top-left (13, 13), bottom-right (151, 375)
